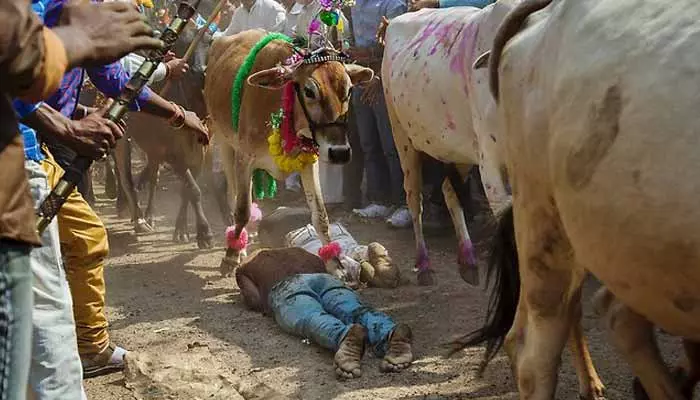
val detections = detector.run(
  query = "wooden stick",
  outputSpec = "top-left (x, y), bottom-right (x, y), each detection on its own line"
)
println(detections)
top-left (159, 0), bottom-right (228, 96)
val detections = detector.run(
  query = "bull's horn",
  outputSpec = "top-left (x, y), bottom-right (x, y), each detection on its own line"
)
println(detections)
top-left (473, 51), bottom-right (490, 70)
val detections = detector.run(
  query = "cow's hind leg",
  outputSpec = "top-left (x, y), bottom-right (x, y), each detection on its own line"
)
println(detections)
top-left (114, 138), bottom-right (153, 233)
top-left (595, 288), bottom-right (685, 400)
top-left (442, 176), bottom-right (478, 285)
top-left (183, 168), bottom-right (213, 249)
top-left (568, 287), bottom-right (605, 399)
top-left (219, 153), bottom-right (252, 277)
top-left (510, 202), bottom-right (583, 399)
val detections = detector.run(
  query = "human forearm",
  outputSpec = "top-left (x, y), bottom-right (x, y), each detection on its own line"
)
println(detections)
top-left (22, 103), bottom-right (73, 143)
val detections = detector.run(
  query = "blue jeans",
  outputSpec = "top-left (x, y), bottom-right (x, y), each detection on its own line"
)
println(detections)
top-left (0, 241), bottom-right (33, 400)
top-left (352, 87), bottom-right (405, 205)
top-left (269, 273), bottom-right (395, 356)
top-left (25, 160), bottom-right (85, 400)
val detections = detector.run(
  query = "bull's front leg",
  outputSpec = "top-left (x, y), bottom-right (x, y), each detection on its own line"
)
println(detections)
top-left (219, 153), bottom-right (253, 277)
top-left (299, 163), bottom-right (344, 280)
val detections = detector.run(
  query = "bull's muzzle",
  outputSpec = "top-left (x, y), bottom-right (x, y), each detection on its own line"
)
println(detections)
top-left (328, 145), bottom-right (352, 164)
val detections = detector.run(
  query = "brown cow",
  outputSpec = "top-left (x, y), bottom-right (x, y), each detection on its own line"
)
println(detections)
top-left (204, 29), bottom-right (374, 279)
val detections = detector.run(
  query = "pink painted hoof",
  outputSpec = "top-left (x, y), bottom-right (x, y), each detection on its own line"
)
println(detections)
top-left (225, 226), bottom-right (248, 251)
top-left (458, 240), bottom-right (479, 286)
top-left (417, 268), bottom-right (436, 286)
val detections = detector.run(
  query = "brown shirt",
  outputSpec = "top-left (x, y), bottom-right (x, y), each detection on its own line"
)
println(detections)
top-left (236, 248), bottom-right (326, 314)
top-left (0, 1), bottom-right (68, 246)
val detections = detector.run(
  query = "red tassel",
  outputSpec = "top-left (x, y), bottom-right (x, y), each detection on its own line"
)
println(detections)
top-left (225, 226), bottom-right (249, 251)
top-left (318, 241), bottom-right (341, 262)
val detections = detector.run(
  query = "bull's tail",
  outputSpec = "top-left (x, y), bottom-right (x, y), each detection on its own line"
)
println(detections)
top-left (489, 0), bottom-right (553, 102)
top-left (449, 204), bottom-right (519, 375)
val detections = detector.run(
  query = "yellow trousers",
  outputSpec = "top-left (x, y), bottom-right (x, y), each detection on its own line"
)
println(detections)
top-left (41, 150), bottom-right (110, 358)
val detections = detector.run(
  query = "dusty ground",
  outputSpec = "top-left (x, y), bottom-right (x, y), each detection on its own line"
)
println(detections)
top-left (83, 168), bottom-right (694, 400)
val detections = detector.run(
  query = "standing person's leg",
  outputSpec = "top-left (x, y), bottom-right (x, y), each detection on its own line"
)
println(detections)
top-left (351, 89), bottom-right (392, 219)
top-left (40, 150), bottom-right (122, 379)
top-left (25, 159), bottom-right (85, 400)
top-left (372, 88), bottom-right (410, 228)
top-left (0, 241), bottom-right (33, 400)
top-left (269, 274), bottom-right (366, 378)
top-left (313, 273), bottom-right (413, 371)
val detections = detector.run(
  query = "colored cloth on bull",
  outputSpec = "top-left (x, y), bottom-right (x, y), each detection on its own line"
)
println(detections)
top-left (350, 0), bottom-right (405, 47)
top-left (269, 273), bottom-right (396, 356)
top-left (25, 158), bottom-right (86, 400)
top-left (0, 241), bottom-right (33, 400)
top-left (438, 0), bottom-right (493, 7)
top-left (40, 149), bottom-right (111, 359)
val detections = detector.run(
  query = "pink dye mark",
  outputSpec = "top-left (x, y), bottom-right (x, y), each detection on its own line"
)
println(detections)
top-left (449, 21), bottom-right (480, 97)
top-left (416, 244), bottom-right (430, 272)
top-left (458, 239), bottom-right (477, 267)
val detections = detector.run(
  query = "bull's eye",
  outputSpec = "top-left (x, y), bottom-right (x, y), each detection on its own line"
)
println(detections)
top-left (304, 85), bottom-right (316, 99)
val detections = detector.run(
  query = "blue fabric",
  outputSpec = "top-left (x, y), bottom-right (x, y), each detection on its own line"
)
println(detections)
top-left (269, 273), bottom-right (396, 356)
top-left (13, 101), bottom-right (43, 161)
top-left (438, 0), bottom-right (494, 7)
top-left (350, 0), bottom-right (406, 47)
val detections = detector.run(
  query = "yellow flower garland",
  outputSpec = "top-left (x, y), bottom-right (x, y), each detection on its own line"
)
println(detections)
top-left (267, 127), bottom-right (318, 173)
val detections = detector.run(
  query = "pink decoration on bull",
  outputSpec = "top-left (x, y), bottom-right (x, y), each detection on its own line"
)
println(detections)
top-left (250, 202), bottom-right (263, 222)
top-left (318, 241), bottom-right (341, 262)
top-left (308, 19), bottom-right (322, 35)
top-left (225, 226), bottom-right (249, 251)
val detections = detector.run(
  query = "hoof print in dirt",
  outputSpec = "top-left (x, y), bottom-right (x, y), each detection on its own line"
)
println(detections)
top-left (417, 269), bottom-right (436, 286)
top-left (458, 264), bottom-right (480, 286)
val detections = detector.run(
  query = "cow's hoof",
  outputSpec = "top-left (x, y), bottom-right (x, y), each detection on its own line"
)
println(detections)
top-left (219, 257), bottom-right (238, 277)
top-left (459, 264), bottom-right (480, 286)
top-left (197, 230), bottom-right (214, 249)
top-left (134, 219), bottom-right (154, 234)
top-left (173, 229), bottom-right (190, 243)
top-left (416, 269), bottom-right (436, 286)
top-left (580, 380), bottom-right (606, 400)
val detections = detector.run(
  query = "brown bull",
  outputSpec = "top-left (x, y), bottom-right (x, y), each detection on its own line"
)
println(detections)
top-left (204, 29), bottom-right (373, 278)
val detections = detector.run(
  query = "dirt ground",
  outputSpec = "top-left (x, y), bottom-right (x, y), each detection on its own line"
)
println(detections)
top-left (83, 168), bottom-right (694, 400)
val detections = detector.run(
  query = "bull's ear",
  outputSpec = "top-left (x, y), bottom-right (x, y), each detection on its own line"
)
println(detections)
top-left (473, 51), bottom-right (490, 70)
top-left (345, 64), bottom-right (374, 85)
top-left (247, 66), bottom-right (293, 89)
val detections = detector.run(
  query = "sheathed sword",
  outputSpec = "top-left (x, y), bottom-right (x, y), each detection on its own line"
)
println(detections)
top-left (35, 0), bottom-right (201, 234)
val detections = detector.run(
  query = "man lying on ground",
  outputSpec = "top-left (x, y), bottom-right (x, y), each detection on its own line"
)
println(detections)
top-left (235, 247), bottom-right (413, 379)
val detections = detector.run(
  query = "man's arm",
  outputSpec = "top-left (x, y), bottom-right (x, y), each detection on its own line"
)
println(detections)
top-left (17, 101), bottom-right (123, 159)
top-left (0, 1), bottom-right (68, 102)
top-left (87, 62), bottom-right (209, 144)
top-left (236, 271), bottom-right (264, 313)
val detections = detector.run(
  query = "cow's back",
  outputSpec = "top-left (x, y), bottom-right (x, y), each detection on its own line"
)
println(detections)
top-left (383, 2), bottom-right (514, 165)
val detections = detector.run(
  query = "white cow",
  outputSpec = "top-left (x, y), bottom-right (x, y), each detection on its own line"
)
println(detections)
top-left (382, 3), bottom-right (513, 287)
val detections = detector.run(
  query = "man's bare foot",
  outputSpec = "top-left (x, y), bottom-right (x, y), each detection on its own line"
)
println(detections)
top-left (380, 323), bottom-right (413, 373)
top-left (334, 324), bottom-right (366, 379)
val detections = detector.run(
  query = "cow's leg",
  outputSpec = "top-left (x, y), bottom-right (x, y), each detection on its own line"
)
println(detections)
top-left (441, 177), bottom-right (478, 285)
top-left (219, 153), bottom-right (252, 277)
top-left (568, 287), bottom-right (605, 400)
top-left (509, 203), bottom-right (582, 399)
top-left (173, 178), bottom-right (190, 243)
top-left (104, 156), bottom-right (118, 199)
top-left (594, 290), bottom-right (684, 400)
top-left (114, 139), bottom-right (153, 233)
top-left (299, 162), bottom-right (344, 280)
top-left (676, 340), bottom-right (700, 398)
top-left (219, 143), bottom-right (236, 226)
top-left (143, 160), bottom-right (160, 228)
top-left (181, 167), bottom-right (213, 249)
top-left (385, 103), bottom-right (431, 285)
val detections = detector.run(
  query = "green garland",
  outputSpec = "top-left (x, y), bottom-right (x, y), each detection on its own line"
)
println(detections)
top-left (230, 33), bottom-right (294, 200)
top-left (230, 32), bottom-right (293, 131)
